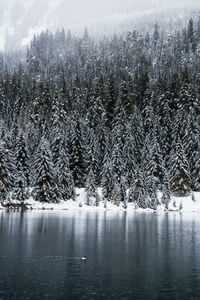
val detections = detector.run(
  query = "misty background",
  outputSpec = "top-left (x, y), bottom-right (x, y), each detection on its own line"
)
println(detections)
top-left (0, 0), bottom-right (200, 51)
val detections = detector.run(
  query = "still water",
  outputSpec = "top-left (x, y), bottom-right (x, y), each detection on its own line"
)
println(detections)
top-left (0, 210), bottom-right (200, 299)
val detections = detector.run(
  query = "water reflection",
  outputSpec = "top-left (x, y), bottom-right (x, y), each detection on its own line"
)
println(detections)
top-left (0, 211), bottom-right (200, 299)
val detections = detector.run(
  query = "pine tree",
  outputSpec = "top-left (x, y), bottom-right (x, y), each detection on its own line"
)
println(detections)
top-left (183, 105), bottom-right (199, 187)
top-left (160, 100), bottom-right (172, 167)
top-left (111, 101), bottom-right (126, 183)
top-left (120, 176), bottom-right (127, 208)
top-left (187, 18), bottom-right (196, 52)
top-left (111, 181), bottom-right (121, 207)
top-left (70, 116), bottom-right (86, 187)
top-left (142, 90), bottom-right (153, 134)
top-left (12, 170), bottom-right (28, 204)
top-left (32, 138), bottom-right (59, 203)
top-left (85, 168), bottom-right (98, 206)
top-left (60, 78), bottom-right (71, 118)
top-left (86, 128), bottom-right (100, 186)
top-left (0, 141), bottom-right (14, 204)
top-left (15, 131), bottom-right (30, 186)
top-left (192, 141), bottom-right (200, 191)
top-left (127, 184), bottom-right (134, 203)
top-left (105, 73), bottom-right (116, 127)
top-left (130, 108), bottom-right (144, 165)
top-left (161, 172), bottom-right (171, 206)
top-left (170, 137), bottom-right (191, 196)
top-left (147, 134), bottom-right (165, 188)
top-left (56, 142), bottom-right (75, 201)
top-left (132, 167), bottom-right (147, 209)
top-left (153, 23), bottom-right (160, 47)
top-left (101, 138), bottom-right (113, 203)
top-left (118, 78), bottom-right (134, 116)
top-left (124, 123), bottom-right (136, 186)
top-left (147, 176), bottom-right (159, 209)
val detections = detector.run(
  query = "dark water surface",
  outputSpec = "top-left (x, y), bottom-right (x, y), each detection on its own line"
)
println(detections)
top-left (0, 210), bottom-right (200, 299)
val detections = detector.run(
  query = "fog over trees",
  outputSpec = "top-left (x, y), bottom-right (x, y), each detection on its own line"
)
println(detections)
top-left (1, 0), bottom-right (200, 50)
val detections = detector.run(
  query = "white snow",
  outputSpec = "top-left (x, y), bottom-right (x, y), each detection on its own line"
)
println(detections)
top-left (167, 192), bottom-right (200, 212)
top-left (2, 188), bottom-right (200, 213)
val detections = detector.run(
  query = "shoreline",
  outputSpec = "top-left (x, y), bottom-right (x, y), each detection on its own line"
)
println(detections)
top-left (1, 189), bottom-right (200, 213)
top-left (1, 201), bottom-right (200, 213)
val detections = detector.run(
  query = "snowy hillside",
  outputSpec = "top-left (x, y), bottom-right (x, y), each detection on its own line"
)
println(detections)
top-left (0, 0), bottom-right (200, 50)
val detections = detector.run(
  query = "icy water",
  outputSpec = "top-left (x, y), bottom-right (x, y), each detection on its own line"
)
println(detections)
top-left (0, 211), bottom-right (200, 299)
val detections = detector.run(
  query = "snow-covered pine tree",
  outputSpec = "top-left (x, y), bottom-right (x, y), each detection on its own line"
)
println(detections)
top-left (187, 18), bottom-right (196, 52)
top-left (147, 176), bottom-right (159, 209)
top-left (160, 100), bottom-right (172, 168)
top-left (56, 140), bottom-right (75, 201)
top-left (95, 112), bottom-right (107, 179)
top-left (71, 76), bottom-right (82, 113)
top-left (32, 138), bottom-right (59, 203)
top-left (120, 176), bottom-right (127, 209)
top-left (127, 184), bottom-right (134, 203)
top-left (70, 115), bottom-right (86, 188)
top-left (192, 141), bottom-right (200, 191)
top-left (130, 108), bottom-right (144, 165)
top-left (111, 140), bottom-right (125, 187)
top-left (147, 134), bottom-right (165, 188)
top-left (93, 76), bottom-right (106, 127)
top-left (142, 89), bottom-right (153, 134)
top-left (86, 127), bottom-right (100, 186)
top-left (131, 167), bottom-right (147, 209)
top-left (85, 168), bottom-right (97, 206)
top-left (59, 77), bottom-right (71, 117)
top-left (170, 137), bottom-right (191, 196)
top-left (137, 185), bottom-right (147, 209)
top-left (161, 171), bottom-right (171, 207)
top-left (0, 142), bottom-right (14, 203)
top-left (183, 105), bottom-right (199, 188)
top-left (31, 87), bottom-right (41, 129)
top-left (50, 90), bottom-right (63, 165)
top-left (15, 131), bottom-right (30, 186)
top-left (111, 181), bottom-right (121, 207)
top-left (105, 73), bottom-right (117, 128)
top-left (111, 98), bottom-right (126, 186)
top-left (101, 138), bottom-right (113, 203)
top-left (141, 134), bottom-right (151, 181)
top-left (153, 23), bottom-right (160, 48)
top-left (124, 122), bottom-right (136, 186)
top-left (118, 77), bottom-right (134, 116)
top-left (12, 170), bottom-right (28, 204)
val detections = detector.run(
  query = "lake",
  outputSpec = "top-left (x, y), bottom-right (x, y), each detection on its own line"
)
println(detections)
top-left (0, 210), bottom-right (200, 299)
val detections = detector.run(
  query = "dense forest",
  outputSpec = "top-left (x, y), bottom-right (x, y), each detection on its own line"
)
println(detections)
top-left (0, 16), bottom-right (200, 209)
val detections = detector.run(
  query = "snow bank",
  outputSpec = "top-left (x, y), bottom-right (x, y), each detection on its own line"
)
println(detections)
top-left (167, 192), bottom-right (200, 213)
top-left (3, 189), bottom-right (200, 213)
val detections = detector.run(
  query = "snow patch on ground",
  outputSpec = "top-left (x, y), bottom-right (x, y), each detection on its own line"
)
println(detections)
top-left (167, 193), bottom-right (200, 212)
top-left (2, 188), bottom-right (200, 213)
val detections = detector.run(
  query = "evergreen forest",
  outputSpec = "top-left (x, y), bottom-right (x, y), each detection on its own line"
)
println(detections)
top-left (0, 16), bottom-right (200, 209)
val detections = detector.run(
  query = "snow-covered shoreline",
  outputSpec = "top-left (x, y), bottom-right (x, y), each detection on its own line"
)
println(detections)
top-left (1, 189), bottom-right (200, 213)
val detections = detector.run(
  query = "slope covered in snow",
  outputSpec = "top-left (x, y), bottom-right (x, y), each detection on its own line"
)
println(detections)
top-left (0, 0), bottom-right (200, 50)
